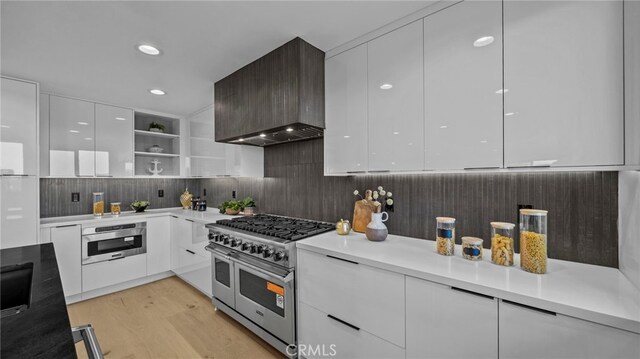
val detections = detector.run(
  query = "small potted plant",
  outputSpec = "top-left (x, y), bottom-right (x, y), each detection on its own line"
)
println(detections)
top-left (219, 200), bottom-right (242, 215)
top-left (149, 122), bottom-right (165, 133)
top-left (241, 197), bottom-right (256, 216)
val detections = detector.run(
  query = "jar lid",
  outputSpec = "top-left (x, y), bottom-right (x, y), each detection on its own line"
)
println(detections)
top-left (436, 217), bottom-right (456, 223)
top-left (462, 236), bottom-right (483, 245)
top-left (519, 209), bottom-right (548, 216)
top-left (93, 192), bottom-right (104, 195)
top-left (111, 202), bottom-right (121, 205)
top-left (491, 222), bottom-right (515, 229)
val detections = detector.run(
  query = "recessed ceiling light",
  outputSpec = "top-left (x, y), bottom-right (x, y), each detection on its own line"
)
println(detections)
top-left (344, 135), bottom-right (351, 138)
top-left (393, 131), bottom-right (399, 135)
top-left (380, 84), bottom-right (393, 90)
top-left (69, 130), bottom-right (79, 133)
top-left (473, 36), bottom-right (495, 47)
top-left (84, 137), bottom-right (93, 141)
top-left (1, 125), bottom-right (10, 129)
top-left (115, 117), bottom-right (126, 121)
top-left (77, 122), bottom-right (88, 125)
top-left (149, 89), bottom-right (166, 95)
top-left (286, 128), bottom-right (294, 132)
top-left (480, 140), bottom-right (488, 143)
top-left (138, 44), bottom-right (161, 56)
top-left (495, 89), bottom-right (509, 94)
top-left (238, 138), bottom-right (244, 142)
top-left (259, 134), bottom-right (266, 138)
top-left (439, 125), bottom-right (448, 129)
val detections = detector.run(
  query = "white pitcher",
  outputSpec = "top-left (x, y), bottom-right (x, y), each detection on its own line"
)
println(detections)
top-left (365, 212), bottom-right (389, 241)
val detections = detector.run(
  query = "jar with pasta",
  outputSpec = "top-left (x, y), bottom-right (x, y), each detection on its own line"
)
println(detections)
top-left (519, 209), bottom-right (548, 274)
top-left (92, 192), bottom-right (104, 217)
top-left (436, 217), bottom-right (456, 256)
top-left (491, 222), bottom-right (515, 266)
top-left (462, 237), bottom-right (483, 260)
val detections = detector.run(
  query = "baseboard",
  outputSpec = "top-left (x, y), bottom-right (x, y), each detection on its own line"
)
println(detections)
top-left (65, 271), bottom-right (174, 304)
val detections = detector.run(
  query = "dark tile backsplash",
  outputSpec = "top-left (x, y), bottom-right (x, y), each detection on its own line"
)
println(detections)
top-left (40, 138), bottom-right (619, 267)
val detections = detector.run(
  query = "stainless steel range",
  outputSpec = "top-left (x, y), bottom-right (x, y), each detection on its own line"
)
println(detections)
top-left (205, 214), bottom-right (333, 357)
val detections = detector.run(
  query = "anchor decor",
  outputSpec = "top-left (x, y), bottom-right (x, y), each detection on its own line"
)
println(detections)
top-left (148, 159), bottom-right (164, 176)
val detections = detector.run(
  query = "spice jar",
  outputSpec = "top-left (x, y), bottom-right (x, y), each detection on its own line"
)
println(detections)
top-left (92, 192), bottom-right (104, 217)
top-left (491, 222), bottom-right (515, 266)
top-left (519, 209), bottom-right (548, 274)
top-left (110, 202), bottom-right (121, 216)
top-left (462, 237), bottom-right (483, 260)
top-left (436, 217), bottom-right (456, 256)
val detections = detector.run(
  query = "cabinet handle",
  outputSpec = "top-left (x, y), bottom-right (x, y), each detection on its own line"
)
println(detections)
top-left (171, 216), bottom-right (178, 218)
top-left (108, 256), bottom-right (125, 262)
top-left (326, 254), bottom-right (358, 265)
top-left (502, 299), bottom-right (556, 316)
top-left (346, 171), bottom-right (366, 174)
top-left (327, 315), bottom-right (359, 331)
top-left (55, 224), bottom-right (78, 228)
top-left (1, 174), bottom-right (29, 177)
top-left (368, 170), bottom-right (390, 173)
top-left (506, 165), bottom-right (551, 169)
top-left (463, 166), bottom-right (500, 170)
top-left (186, 249), bottom-right (196, 255)
top-left (185, 219), bottom-right (195, 223)
top-left (451, 287), bottom-right (494, 300)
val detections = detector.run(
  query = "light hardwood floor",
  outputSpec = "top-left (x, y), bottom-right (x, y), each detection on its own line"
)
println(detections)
top-left (67, 276), bottom-right (284, 359)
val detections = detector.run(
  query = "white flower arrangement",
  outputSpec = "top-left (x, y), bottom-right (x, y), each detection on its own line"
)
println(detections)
top-left (353, 185), bottom-right (395, 213)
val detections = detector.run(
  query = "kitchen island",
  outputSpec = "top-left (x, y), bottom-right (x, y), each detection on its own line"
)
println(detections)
top-left (1, 243), bottom-right (77, 358)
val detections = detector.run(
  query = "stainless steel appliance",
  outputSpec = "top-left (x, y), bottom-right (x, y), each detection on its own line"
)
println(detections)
top-left (81, 222), bottom-right (146, 265)
top-left (205, 215), bottom-right (334, 357)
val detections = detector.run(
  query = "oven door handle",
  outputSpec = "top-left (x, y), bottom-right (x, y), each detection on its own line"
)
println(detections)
top-left (232, 255), bottom-right (294, 284)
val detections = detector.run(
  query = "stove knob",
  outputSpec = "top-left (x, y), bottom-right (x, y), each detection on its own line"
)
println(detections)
top-left (231, 239), bottom-right (242, 247)
top-left (241, 242), bottom-right (251, 251)
top-left (208, 233), bottom-right (217, 241)
top-left (223, 236), bottom-right (231, 245)
top-left (274, 251), bottom-right (286, 262)
top-left (216, 234), bottom-right (225, 243)
top-left (250, 244), bottom-right (258, 254)
top-left (256, 245), bottom-right (265, 254)
top-left (263, 248), bottom-right (274, 259)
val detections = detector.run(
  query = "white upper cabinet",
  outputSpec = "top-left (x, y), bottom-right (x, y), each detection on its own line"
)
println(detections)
top-left (49, 96), bottom-right (95, 176)
top-left (504, 0), bottom-right (624, 168)
top-left (424, 0), bottom-right (503, 170)
top-left (95, 103), bottom-right (134, 177)
top-left (39, 93), bottom-right (50, 176)
top-left (189, 107), bottom-right (227, 177)
top-left (0, 77), bottom-right (38, 175)
top-left (368, 20), bottom-right (424, 172)
top-left (324, 43), bottom-right (368, 174)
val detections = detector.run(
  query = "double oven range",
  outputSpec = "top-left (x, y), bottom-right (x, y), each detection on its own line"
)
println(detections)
top-left (205, 214), bottom-right (333, 357)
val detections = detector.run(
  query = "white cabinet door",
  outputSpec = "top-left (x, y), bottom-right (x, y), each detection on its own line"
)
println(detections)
top-left (324, 44), bottom-right (368, 174)
top-left (225, 145), bottom-right (264, 177)
top-left (82, 254), bottom-right (147, 292)
top-left (406, 277), bottom-right (498, 359)
top-left (368, 21), bottom-right (424, 172)
top-left (0, 176), bottom-right (38, 249)
top-left (39, 93), bottom-right (50, 176)
top-left (95, 103), bottom-right (134, 177)
top-left (424, 0), bottom-right (503, 170)
top-left (499, 300), bottom-right (639, 359)
top-left (49, 96), bottom-right (95, 176)
top-left (504, 0), bottom-right (623, 167)
top-left (0, 77), bottom-right (37, 175)
top-left (146, 216), bottom-right (171, 275)
top-left (626, 0), bottom-right (640, 166)
top-left (50, 225), bottom-right (82, 297)
top-left (298, 302), bottom-right (405, 359)
top-left (170, 216), bottom-right (193, 272)
top-left (189, 107), bottom-right (227, 177)
top-left (297, 249), bottom-right (405, 348)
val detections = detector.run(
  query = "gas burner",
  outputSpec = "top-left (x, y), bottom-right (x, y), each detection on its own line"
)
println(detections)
top-left (212, 214), bottom-right (334, 242)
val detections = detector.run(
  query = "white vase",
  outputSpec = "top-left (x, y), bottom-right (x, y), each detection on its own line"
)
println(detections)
top-left (365, 212), bottom-right (389, 241)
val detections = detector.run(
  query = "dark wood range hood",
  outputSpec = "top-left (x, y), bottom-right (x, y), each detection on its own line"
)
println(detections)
top-left (214, 37), bottom-right (325, 146)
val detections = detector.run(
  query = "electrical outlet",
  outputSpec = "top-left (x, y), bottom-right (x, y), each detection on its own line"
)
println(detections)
top-left (232, 190), bottom-right (236, 199)
top-left (203, 188), bottom-right (207, 196)
top-left (158, 189), bottom-right (164, 198)
top-left (71, 192), bottom-right (80, 202)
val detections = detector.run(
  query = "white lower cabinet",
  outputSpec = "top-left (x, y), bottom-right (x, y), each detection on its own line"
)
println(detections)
top-left (298, 302), bottom-right (405, 359)
top-left (405, 276), bottom-right (498, 359)
top-left (170, 217), bottom-right (212, 296)
top-left (499, 300), bottom-right (640, 359)
top-left (50, 225), bottom-right (82, 297)
top-left (297, 249), bottom-right (405, 349)
top-left (146, 217), bottom-right (171, 275)
top-left (0, 176), bottom-right (39, 249)
top-left (82, 254), bottom-right (147, 292)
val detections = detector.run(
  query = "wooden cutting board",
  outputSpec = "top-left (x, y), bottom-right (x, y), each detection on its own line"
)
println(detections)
top-left (352, 200), bottom-right (374, 233)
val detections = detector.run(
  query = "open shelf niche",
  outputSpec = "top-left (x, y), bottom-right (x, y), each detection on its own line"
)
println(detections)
top-left (134, 112), bottom-right (181, 176)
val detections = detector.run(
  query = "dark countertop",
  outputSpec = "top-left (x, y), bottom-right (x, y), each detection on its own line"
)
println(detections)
top-left (1, 243), bottom-right (76, 359)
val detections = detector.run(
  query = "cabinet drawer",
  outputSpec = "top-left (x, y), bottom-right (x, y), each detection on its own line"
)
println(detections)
top-left (298, 301), bottom-right (405, 359)
top-left (297, 249), bottom-right (405, 347)
top-left (82, 254), bottom-right (147, 292)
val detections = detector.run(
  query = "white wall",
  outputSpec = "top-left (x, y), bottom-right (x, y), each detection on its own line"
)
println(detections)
top-left (619, 171), bottom-right (640, 290)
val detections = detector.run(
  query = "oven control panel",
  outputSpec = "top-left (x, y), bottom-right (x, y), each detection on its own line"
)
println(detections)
top-left (208, 231), bottom-right (290, 267)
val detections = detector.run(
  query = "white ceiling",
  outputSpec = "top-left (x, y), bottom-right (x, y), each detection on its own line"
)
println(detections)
top-left (1, 1), bottom-right (432, 117)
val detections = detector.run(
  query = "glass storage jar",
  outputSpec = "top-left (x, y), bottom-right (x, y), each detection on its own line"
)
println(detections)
top-left (92, 192), bottom-right (104, 217)
top-left (519, 209), bottom-right (548, 274)
top-left (491, 222), bottom-right (515, 266)
top-left (110, 202), bottom-right (121, 216)
top-left (462, 237), bottom-right (483, 260)
top-left (436, 217), bottom-right (456, 256)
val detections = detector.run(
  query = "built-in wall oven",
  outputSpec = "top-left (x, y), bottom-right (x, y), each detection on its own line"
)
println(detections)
top-left (81, 222), bottom-right (146, 265)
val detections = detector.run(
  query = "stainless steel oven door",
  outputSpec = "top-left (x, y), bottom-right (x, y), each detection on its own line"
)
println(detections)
top-left (233, 255), bottom-right (295, 345)
top-left (208, 245), bottom-right (236, 309)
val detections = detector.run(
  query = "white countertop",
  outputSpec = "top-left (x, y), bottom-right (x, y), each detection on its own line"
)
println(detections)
top-left (297, 232), bottom-right (640, 334)
top-left (39, 207), bottom-right (231, 227)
